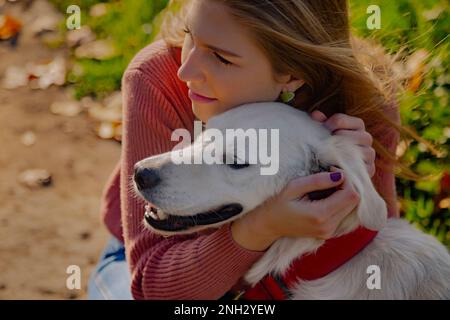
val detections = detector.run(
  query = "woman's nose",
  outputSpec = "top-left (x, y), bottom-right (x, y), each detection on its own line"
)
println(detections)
top-left (177, 49), bottom-right (205, 83)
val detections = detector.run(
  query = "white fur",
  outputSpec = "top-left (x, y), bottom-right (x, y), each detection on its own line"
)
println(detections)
top-left (134, 102), bottom-right (450, 299)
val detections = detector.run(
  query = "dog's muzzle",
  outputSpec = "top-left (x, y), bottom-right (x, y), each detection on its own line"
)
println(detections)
top-left (134, 164), bottom-right (244, 232)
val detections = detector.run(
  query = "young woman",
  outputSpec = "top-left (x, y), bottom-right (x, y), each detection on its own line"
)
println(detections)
top-left (88, 0), bottom-right (401, 300)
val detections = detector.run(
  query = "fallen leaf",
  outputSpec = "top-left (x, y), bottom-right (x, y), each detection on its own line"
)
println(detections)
top-left (41, 30), bottom-right (65, 48)
top-left (50, 100), bottom-right (82, 117)
top-left (96, 121), bottom-right (115, 139)
top-left (0, 15), bottom-right (22, 40)
top-left (29, 12), bottom-right (61, 36)
top-left (88, 106), bottom-right (122, 122)
top-left (104, 91), bottom-right (122, 110)
top-left (89, 3), bottom-right (108, 17)
top-left (18, 169), bottom-right (52, 188)
top-left (21, 131), bottom-right (36, 146)
top-left (1, 65), bottom-right (28, 89)
top-left (80, 96), bottom-right (102, 110)
top-left (87, 91), bottom-right (122, 122)
top-left (66, 26), bottom-right (95, 48)
top-left (74, 39), bottom-right (118, 60)
top-left (94, 121), bottom-right (122, 141)
top-left (114, 123), bottom-right (122, 142)
top-left (27, 56), bottom-right (66, 89)
top-left (82, 92), bottom-right (123, 141)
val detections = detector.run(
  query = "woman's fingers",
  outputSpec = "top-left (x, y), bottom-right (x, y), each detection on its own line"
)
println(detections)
top-left (366, 163), bottom-right (376, 178)
top-left (361, 146), bottom-right (376, 163)
top-left (261, 166), bottom-right (362, 240)
top-left (311, 110), bottom-right (327, 122)
top-left (307, 171), bottom-right (360, 223)
top-left (323, 113), bottom-right (365, 133)
top-left (284, 171), bottom-right (344, 199)
top-left (361, 147), bottom-right (377, 177)
top-left (332, 129), bottom-right (373, 147)
top-left (331, 129), bottom-right (376, 177)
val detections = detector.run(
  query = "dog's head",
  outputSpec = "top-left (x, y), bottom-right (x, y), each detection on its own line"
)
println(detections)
top-left (133, 102), bottom-right (387, 236)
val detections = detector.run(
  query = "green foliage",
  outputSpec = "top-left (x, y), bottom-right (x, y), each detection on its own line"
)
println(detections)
top-left (350, 0), bottom-right (449, 246)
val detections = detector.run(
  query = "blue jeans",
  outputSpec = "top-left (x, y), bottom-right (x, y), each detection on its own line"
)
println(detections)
top-left (87, 237), bottom-right (133, 300)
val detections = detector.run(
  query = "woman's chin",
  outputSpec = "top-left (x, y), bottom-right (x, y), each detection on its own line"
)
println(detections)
top-left (191, 105), bottom-right (214, 124)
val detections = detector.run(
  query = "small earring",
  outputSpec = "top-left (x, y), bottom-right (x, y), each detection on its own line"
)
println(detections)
top-left (280, 88), bottom-right (295, 103)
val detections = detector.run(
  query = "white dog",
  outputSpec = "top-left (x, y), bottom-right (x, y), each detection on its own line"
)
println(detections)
top-left (133, 102), bottom-right (450, 299)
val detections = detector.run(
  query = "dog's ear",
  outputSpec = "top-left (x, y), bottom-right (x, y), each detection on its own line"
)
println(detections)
top-left (317, 136), bottom-right (387, 230)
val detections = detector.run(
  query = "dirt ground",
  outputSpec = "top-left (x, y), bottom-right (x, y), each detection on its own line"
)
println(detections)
top-left (0, 1), bottom-right (120, 299)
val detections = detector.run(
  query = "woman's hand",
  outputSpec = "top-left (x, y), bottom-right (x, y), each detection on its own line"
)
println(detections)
top-left (311, 111), bottom-right (376, 178)
top-left (230, 167), bottom-right (360, 251)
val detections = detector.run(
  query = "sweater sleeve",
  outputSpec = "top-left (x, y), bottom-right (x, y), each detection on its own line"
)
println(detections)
top-left (371, 100), bottom-right (401, 219)
top-left (120, 69), bottom-right (264, 300)
top-left (99, 159), bottom-right (124, 243)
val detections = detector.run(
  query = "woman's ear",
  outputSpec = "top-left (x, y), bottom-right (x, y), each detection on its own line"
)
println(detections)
top-left (274, 73), bottom-right (305, 92)
top-left (289, 78), bottom-right (305, 91)
top-left (283, 78), bottom-right (305, 93)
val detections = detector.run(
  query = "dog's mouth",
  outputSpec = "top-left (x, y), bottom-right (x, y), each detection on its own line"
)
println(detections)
top-left (144, 203), bottom-right (243, 232)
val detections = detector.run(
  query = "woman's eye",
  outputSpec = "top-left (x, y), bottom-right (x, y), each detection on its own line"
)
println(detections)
top-left (182, 26), bottom-right (191, 34)
top-left (213, 52), bottom-right (232, 66)
top-left (183, 25), bottom-right (231, 66)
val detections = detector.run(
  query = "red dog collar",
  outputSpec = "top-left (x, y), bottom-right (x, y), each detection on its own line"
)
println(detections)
top-left (236, 226), bottom-right (378, 300)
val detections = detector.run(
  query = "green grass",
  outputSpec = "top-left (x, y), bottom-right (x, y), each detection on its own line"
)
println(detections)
top-left (51, 0), bottom-right (169, 98)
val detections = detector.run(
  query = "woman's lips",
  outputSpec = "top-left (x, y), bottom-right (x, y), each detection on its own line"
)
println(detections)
top-left (188, 89), bottom-right (217, 103)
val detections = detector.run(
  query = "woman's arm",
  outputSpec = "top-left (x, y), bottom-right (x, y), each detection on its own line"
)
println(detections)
top-left (120, 69), bottom-right (265, 300)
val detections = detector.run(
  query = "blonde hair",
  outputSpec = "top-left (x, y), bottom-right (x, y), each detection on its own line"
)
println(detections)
top-left (155, 0), bottom-right (429, 180)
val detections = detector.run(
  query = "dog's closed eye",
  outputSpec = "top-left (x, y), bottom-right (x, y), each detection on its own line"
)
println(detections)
top-left (228, 162), bottom-right (250, 170)
top-left (223, 154), bottom-right (250, 169)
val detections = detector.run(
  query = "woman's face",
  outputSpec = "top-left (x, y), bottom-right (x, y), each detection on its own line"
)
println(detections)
top-left (177, 0), bottom-right (303, 123)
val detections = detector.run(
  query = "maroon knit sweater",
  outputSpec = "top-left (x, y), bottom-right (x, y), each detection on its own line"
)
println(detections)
top-left (100, 39), bottom-right (400, 299)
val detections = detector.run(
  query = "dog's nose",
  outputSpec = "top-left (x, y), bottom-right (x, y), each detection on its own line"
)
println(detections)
top-left (134, 166), bottom-right (161, 190)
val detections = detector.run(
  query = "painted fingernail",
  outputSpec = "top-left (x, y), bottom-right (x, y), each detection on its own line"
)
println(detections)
top-left (330, 172), bottom-right (342, 182)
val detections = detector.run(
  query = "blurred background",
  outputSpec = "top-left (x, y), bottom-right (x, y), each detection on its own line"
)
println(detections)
top-left (0, 0), bottom-right (448, 299)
